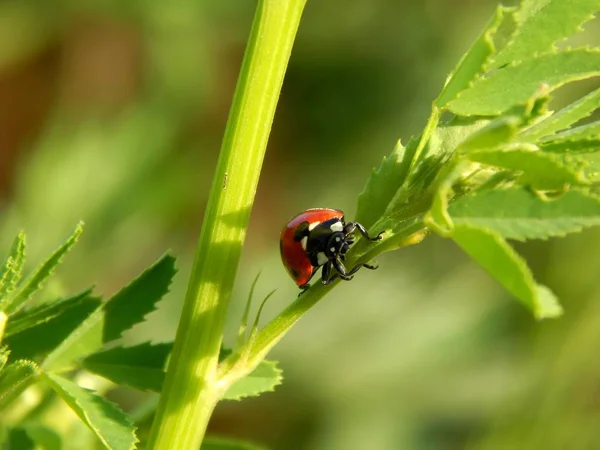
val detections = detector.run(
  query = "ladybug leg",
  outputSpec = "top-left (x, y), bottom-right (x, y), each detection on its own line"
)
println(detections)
top-left (297, 283), bottom-right (310, 297)
top-left (332, 257), bottom-right (354, 281)
top-left (344, 222), bottom-right (384, 242)
top-left (321, 261), bottom-right (339, 285)
top-left (363, 262), bottom-right (379, 270)
top-left (344, 261), bottom-right (379, 278)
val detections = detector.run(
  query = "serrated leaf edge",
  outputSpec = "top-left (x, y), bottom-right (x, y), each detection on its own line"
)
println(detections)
top-left (41, 371), bottom-right (138, 450)
top-left (222, 360), bottom-right (284, 402)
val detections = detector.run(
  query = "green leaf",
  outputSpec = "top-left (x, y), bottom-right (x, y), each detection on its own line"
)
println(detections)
top-left (43, 254), bottom-right (176, 371)
top-left (539, 120), bottom-right (600, 153)
top-left (457, 116), bottom-right (523, 153)
top-left (4, 292), bottom-right (101, 360)
top-left (355, 138), bottom-right (415, 229)
top-left (202, 436), bottom-right (267, 450)
top-left (20, 423), bottom-right (62, 450)
top-left (0, 360), bottom-right (38, 410)
top-left (82, 342), bottom-right (172, 392)
top-left (448, 188), bottom-right (600, 240)
top-left (0, 233), bottom-right (26, 310)
top-left (452, 225), bottom-right (562, 319)
top-left (467, 148), bottom-right (588, 190)
top-left (41, 371), bottom-right (137, 450)
top-left (223, 359), bottom-right (283, 401)
top-left (492, 0), bottom-right (600, 68)
top-left (521, 87), bottom-right (600, 141)
top-left (448, 49), bottom-right (600, 116)
top-left (541, 137), bottom-right (600, 153)
top-left (436, 5), bottom-right (510, 107)
top-left (5, 288), bottom-right (94, 338)
top-left (4, 223), bottom-right (83, 315)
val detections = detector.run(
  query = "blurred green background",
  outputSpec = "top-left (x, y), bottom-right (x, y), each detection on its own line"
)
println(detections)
top-left (1, 0), bottom-right (600, 449)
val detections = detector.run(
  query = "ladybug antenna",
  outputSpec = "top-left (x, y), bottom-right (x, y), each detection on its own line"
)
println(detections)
top-left (237, 271), bottom-right (262, 347)
top-left (249, 288), bottom-right (277, 340)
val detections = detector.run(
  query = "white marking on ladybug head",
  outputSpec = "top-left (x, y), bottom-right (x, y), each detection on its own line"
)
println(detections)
top-left (317, 252), bottom-right (328, 265)
top-left (330, 221), bottom-right (343, 232)
top-left (301, 236), bottom-right (308, 250)
top-left (308, 222), bottom-right (320, 231)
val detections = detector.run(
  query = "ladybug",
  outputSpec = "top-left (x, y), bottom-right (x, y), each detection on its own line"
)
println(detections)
top-left (280, 208), bottom-right (383, 292)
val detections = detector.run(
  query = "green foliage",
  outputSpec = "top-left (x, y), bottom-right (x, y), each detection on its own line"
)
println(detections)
top-left (41, 372), bottom-right (137, 450)
top-left (452, 225), bottom-right (562, 319)
top-left (521, 87), bottom-right (600, 141)
top-left (448, 188), bottom-right (600, 240)
top-left (222, 358), bottom-right (283, 401)
top-left (449, 50), bottom-right (600, 116)
top-left (0, 360), bottom-right (38, 409)
top-left (0, 233), bottom-right (26, 307)
top-left (352, 0), bottom-right (600, 318)
top-left (467, 148), bottom-right (587, 190)
top-left (82, 343), bottom-right (172, 392)
top-left (3, 223), bottom-right (83, 315)
top-left (435, 5), bottom-right (510, 108)
top-left (3, 291), bottom-right (101, 360)
top-left (491, 0), bottom-right (600, 68)
top-left (4, 288), bottom-right (94, 338)
top-left (43, 254), bottom-right (176, 371)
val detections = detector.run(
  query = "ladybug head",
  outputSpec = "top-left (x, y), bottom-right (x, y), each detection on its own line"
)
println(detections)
top-left (324, 227), bottom-right (353, 260)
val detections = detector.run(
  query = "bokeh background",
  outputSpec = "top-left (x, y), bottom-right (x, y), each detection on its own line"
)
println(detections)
top-left (2, 0), bottom-right (600, 449)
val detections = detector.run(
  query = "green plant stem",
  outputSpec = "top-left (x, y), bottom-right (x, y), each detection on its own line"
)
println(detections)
top-left (146, 0), bottom-right (306, 448)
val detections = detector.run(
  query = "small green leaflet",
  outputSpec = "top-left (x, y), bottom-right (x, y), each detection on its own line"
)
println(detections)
top-left (42, 254), bottom-right (176, 371)
top-left (436, 5), bottom-right (509, 107)
top-left (4, 292), bottom-right (101, 361)
top-left (4, 288), bottom-right (94, 338)
top-left (448, 188), bottom-right (600, 241)
top-left (82, 343), bottom-right (172, 392)
top-left (4, 223), bottom-right (83, 315)
top-left (0, 360), bottom-right (38, 410)
top-left (538, 121), bottom-right (600, 153)
top-left (41, 371), bottom-right (137, 450)
top-left (202, 436), bottom-right (267, 450)
top-left (540, 137), bottom-right (600, 153)
top-left (82, 342), bottom-right (283, 401)
top-left (491, 0), bottom-right (600, 69)
top-left (355, 138), bottom-right (414, 229)
top-left (457, 116), bottom-right (522, 153)
top-left (452, 225), bottom-right (562, 319)
top-left (223, 359), bottom-right (283, 401)
top-left (448, 49), bottom-right (600, 116)
top-left (0, 232), bottom-right (26, 310)
top-left (521, 87), bottom-right (600, 141)
top-left (467, 148), bottom-right (587, 190)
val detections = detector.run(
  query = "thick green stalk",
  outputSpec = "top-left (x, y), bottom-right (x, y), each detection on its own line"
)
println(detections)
top-left (147, 0), bottom-right (307, 448)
